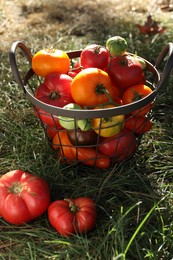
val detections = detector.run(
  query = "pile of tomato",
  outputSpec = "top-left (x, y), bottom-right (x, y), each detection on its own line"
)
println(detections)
top-left (0, 169), bottom-right (96, 236)
top-left (32, 36), bottom-right (153, 169)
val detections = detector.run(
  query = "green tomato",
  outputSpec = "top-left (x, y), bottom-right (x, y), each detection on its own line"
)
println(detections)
top-left (58, 103), bottom-right (81, 130)
top-left (59, 103), bottom-right (91, 131)
top-left (106, 36), bottom-right (127, 57)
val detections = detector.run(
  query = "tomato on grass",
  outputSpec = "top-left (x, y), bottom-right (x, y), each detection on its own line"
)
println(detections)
top-left (0, 170), bottom-right (50, 225)
top-left (48, 197), bottom-right (97, 236)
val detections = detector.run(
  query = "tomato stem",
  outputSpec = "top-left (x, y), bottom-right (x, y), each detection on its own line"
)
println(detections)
top-left (64, 199), bottom-right (78, 213)
top-left (49, 91), bottom-right (60, 100)
top-left (9, 182), bottom-right (23, 194)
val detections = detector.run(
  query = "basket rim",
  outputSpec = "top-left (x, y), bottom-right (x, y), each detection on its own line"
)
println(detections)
top-left (23, 51), bottom-right (160, 119)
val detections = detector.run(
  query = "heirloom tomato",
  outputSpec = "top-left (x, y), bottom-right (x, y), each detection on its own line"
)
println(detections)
top-left (107, 54), bottom-right (144, 89)
top-left (92, 104), bottom-right (124, 137)
top-left (58, 103), bottom-right (91, 131)
top-left (67, 129), bottom-right (98, 146)
top-left (98, 129), bottom-right (137, 162)
top-left (71, 68), bottom-right (115, 107)
top-left (35, 73), bottom-right (74, 107)
top-left (32, 48), bottom-right (70, 77)
top-left (106, 35), bottom-right (127, 57)
top-left (80, 44), bottom-right (109, 70)
top-left (48, 197), bottom-right (97, 236)
top-left (34, 73), bottom-right (74, 127)
top-left (0, 170), bottom-right (50, 225)
top-left (122, 84), bottom-right (153, 116)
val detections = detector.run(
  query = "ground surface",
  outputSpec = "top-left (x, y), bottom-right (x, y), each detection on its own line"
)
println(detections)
top-left (0, 0), bottom-right (171, 53)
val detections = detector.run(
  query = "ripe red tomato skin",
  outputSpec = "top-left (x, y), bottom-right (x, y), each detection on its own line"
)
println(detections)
top-left (35, 73), bottom-right (74, 107)
top-left (107, 55), bottom-right (144, 89)
top-left (80, 44), bottom-right (109, 70)
top-left (48, 197), bottom-right (97, 237)
top-left (125, 116), bottom-right (152, 134)
top-left (98, 129), bottom-right (137, 162)
top-left (0, 170), bottom-right (50, 225)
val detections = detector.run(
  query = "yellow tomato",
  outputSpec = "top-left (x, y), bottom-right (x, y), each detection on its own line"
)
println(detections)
top-left (92, 104), bottom-right (124, 137)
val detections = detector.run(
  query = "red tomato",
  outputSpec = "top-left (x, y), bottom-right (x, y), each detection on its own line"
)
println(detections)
top-left (98, 129), bottom-right (137, 162)
top-left (80, 44), bottom-right (109, 70)
top-left (107, 54), bottom-right (144, 89)
top-left (34, 73), bottom-right (74, 126)
top-left (122, 84), bottom-right (153, 116)
top-left (0, 170), bottom-right (50, 225)
top-left (125, 116), bottom-right (152, 134)
top-left (71, 68), bottom-right (115, 107)
top-left (35, 73), bottom-right (74, 107)
top-left (48, 197), bottom-right (97, 236)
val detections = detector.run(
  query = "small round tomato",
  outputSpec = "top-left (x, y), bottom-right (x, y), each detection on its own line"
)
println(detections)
top-left (80, 44), bottom-right (109, 70)
top-left (32, 49), bottom-right (70, 77)
top-left (48, 197), bottom-right (97, 236)
top-left (92, 104), bottom-right (124, 137)
top-left (71, 68), bottom-right (115, 107)
top-left (122, 84), bottom-right (153, 116)
top-left (0, 170), bottom-right (50, 225)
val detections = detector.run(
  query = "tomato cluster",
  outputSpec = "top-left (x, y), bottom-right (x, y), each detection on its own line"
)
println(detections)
top-left (32, 36), bottom-right (153, 168)
top-left (0, 170), bottom-right (97, 237)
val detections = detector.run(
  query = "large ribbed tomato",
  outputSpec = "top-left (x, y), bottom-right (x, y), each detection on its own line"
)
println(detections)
top-left (71, 68), bottom-right (115, 107)
top-left (0, 170), bottom-right (50, 225)
top-left (48, 197), bottom-right (97, 236)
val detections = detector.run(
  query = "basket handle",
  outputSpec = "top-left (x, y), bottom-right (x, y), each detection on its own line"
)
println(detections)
top-left (155, 42), bottom-right (173, 92)
top-left (9, 41), bottom-right (33, 92)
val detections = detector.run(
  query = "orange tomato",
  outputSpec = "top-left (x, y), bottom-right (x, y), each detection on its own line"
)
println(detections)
top-left (122, 84), bottom-right (153, 116)
top-left (32, 49), bottom-right (70, 77)
top-left (71, 68), bottom-right (115, 107)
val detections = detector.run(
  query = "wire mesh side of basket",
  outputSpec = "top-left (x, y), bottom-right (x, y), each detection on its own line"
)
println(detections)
top-left (22, 53), bottom-right (159, 167)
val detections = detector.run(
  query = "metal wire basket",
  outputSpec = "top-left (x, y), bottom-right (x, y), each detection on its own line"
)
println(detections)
top-left (9, 41), bottom-right (173, 168)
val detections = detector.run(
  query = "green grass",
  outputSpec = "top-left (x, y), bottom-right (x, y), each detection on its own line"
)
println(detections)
top-left (1, 2), bottom-right (173, 259)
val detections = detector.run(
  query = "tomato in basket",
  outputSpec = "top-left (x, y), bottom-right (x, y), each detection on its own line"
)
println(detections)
top-left (71, 68), bottom-right (116, 107)
top-left (107, 54), bottom-right (144, 89)
top-left (98, 129), bottom-right (137, 162)
top-left (32, 48), bottom-right (70, 77)
top-left (122, 84), bottom-right (153, 116)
